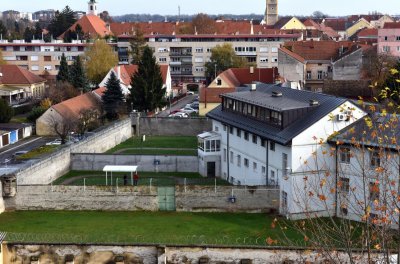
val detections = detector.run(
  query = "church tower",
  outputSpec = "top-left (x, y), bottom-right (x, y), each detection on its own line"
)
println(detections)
top-left (88, 0), bottom-right (98, 16)
top-left (264, 0), bottom-right (278, 26)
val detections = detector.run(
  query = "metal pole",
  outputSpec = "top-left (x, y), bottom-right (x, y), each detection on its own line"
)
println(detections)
top-left (106, 171), bottom-right (108, 186)
top-left (131, 171), bottom-right (133, 186)
top-left (111, 172), bottom-right (113, 186)
top-left (150, 178), bottom-right (152, 191)
top-left (184, 178), bottom-right (187, 193)
top-left (215, 178), bottom-right (217, 193)
top-left (84, 178), bottom-right (86, 192)
top-left (116, 178), bottom-right (118, 194)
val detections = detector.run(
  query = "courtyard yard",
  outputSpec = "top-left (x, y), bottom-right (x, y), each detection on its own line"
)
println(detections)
top-left (52, 170), bottom-right (230, 186)
top-left (105, 136), bottom-right (198, 156)
top-left (0, 211), bottom-right (300, 246)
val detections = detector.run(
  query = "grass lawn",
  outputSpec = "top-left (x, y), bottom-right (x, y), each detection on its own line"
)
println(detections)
top-left (52, 170), bottom-right (230, 186)
top-left (10, 115), bottom-right (28, 123)
top-left (17, 145), bottom-right (58, 160)
top-left (106, 136), bottom-right (197, 155)
top-left (119, 149), bottom-right (197, 156)
top-left (0, 211), bottom-right (300, 246)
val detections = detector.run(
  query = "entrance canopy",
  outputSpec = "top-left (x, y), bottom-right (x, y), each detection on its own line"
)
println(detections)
top-left (103, 165), bottom-right (138, 172)
top-left (103, 165), bottom-right (138, 186)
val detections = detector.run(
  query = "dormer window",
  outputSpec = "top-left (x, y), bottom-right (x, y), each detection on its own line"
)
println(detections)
top-left (217, 79), bottom-right (222, 86)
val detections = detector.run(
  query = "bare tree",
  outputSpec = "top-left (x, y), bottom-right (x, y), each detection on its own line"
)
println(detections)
top-left (77, 108), bottom-right (99, 136)
top-left (46, 114), bottom-right (77, 144)
top-left (46, 81), bottom-right (80, 104)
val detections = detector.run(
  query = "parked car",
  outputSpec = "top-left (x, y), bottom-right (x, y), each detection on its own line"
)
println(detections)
top-left (180, 106), bottom-right (198, 114)
top-left (46, 139), bottom-right (62, 145)
top-left (186, 91), bottom-right (195, 95)
top-left (168, 112), bottom-right (189, 118)
top-left (190, 102), bottom-right (199, 109)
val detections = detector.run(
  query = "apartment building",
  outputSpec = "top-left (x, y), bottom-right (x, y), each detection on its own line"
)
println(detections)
top-left (117, 31), bottom-right (300, 84)
top-left (378, 22), bottom-right (400, 57)
top-left (0, 40), bottom-right (117, 75)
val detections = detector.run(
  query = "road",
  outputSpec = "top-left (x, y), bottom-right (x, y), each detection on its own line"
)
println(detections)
top-left (157, 94), bottom-right (196, 117)
top-left (0, 136), bottom-right (54, 176)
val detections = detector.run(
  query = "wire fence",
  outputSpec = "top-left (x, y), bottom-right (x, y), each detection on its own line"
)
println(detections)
top-left (63, 176), bottom-right (230, 187)
top-left (3, 231), bottom-right (293, 247)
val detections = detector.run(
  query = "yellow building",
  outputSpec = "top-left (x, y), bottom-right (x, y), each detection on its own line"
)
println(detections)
top-left (0, 65), bottom-right (46, 105)
top-left (346, 18), bottom-right (372, 38)
top-left (276, 17), bottom-right (306, 30)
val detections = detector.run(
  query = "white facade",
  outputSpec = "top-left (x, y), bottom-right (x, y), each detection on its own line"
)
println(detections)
top-left (200, 86), bottom-right (368, 220)
top-left (88, 0), bottom-right (98, 16)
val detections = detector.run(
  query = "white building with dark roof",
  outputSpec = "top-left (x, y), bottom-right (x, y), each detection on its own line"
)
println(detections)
top-left (199, 84), bottom-right (367, 218)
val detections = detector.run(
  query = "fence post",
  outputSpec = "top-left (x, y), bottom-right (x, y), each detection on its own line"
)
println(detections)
top-left (184, 178), bottom-right (187, 193)
top-left (116, 178), bottom-right (118, 194)
top-left (150, 178), bottom-right (152, 192)
top-left (84, 178), bottom-right (86, 192)
top-left (214, 178), bottom-right (217, 194)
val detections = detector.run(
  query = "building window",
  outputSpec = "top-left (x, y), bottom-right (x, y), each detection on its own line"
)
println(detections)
top-left (31, 55), bottom-right (39, 61)
top-left (195, 67), bottom-right (204, 72)
top-left (317, 71), bottom-right (323, 80)
top-left (340, 207), bottom-right (348, 216)
top-left (244, 132), bottom-right (249, 141)
top-left (252, 135), bottom-right (257, 144)
top-left (340, 147), bottom-right (351, 164)
top-left (260, 57), bottom-right (268, 63)
top-left (223, 148), bottom-right (227, 162)
top-left (262, 166), bottom-right (266, 175)
top-left (384, 36), bottom-right (388, 41)
top-left (244, 158), bottom-right (249, 167)
top-left (159, 57), bottom-right (167, 62)
top-left (383, 46), bottom-right (390, 52)
top-left (230, 151), bottom-right (233, 163)
top-left (253, 162), bottom-right (257, 171)
top-left (229, 126), bottom-right (234, 134)
top-left (44, 65), bottom-right (52, 71)
top-left (260, 47), bottom-right (268, 52)
top-left (272, 57), bottom-right (278, 62)
top-left (31, 65), bottom-right (39, 71)
top-left (306, 71), bottom-right (311, 79)
top-left (270, 142), bottom-right (275, 151)
top-left (217, 79), bottom-right (222, 86)
top-left (271, 47), bottom-right (278, 53)
top-left (396, 36), bottom-right (400, 41)
top-left (223, 125), bottom-right (227, 131)
top-left (370, 151), bottom-right (380, 168)
top-left (44, 56), bottom-right (51, 62)
top-left (237, 155), bottom-right (241, 167)
top-left (369, 182), bottom-right (379, 201)
top-left (339, 177), bottom-right (350, 193)
top-left (282, 191), bottom-right (288, 210)
top-left (236, 129), bottom-right (241, 137)
top-left (195, 47), bottom-right (203, 53)
top-left (214, 126), bottom-right (219, 132)
top-left (261, 139), bottom-right (266, 147)
top-left (195, 57), bottom-right (204, 63)
top-left (282, 153), bottom-right (288, 176)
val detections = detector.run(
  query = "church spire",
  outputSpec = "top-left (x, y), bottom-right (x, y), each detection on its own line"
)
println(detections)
top-left (88, 0), bottom-right (98, 16)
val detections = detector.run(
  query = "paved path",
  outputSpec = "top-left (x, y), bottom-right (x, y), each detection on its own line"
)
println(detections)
top-left (58, 174), bottom-right (188, 185)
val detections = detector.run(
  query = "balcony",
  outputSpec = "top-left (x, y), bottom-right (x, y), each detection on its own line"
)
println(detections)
top-left (170, 52), bottom-right (192, 57)
top-left (169, 61), bottom-right (182, 66)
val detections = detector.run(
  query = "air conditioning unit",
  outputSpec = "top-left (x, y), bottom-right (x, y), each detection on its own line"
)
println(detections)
top-left (337, 113), bottom-right (349, 121)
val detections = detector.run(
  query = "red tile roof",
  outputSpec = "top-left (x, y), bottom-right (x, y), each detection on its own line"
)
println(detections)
top-left (52, 92), bottom-right (100, 120)
top-left (61, 15), bottom-right (111, 38)
top-left (0, 65), bottom-right (46, 85)
top-left (323, 18), bottom-right (347, 31)
top-left (112, 64), bottom-right (168, 85)
top-left (281, 40), bottom-right (354, 61)
top-left (357, 28), bottom-right (378, 37)
top-left (92, 87), bottom-right (106, 97)
top-left (383, 22), bottom-right (400, 29)
top-left (303, 19), bottom-right (322, 30)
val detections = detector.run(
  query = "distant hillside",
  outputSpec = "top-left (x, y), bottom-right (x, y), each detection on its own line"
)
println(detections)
top-left (112, 14), bottom-right (264, 22)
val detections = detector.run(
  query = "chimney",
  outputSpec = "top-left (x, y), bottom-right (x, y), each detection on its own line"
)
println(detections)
top-left (309, 99), bottom-right (319, 106)
top-left (250, 20), bottom-right (254, 35)
top-left (250, 66), bottom-right (254, 74)
top-left (272, 91), bottom-right (283, 97)
top-left (117, 66), bottom-right (121, 80)
top-left (251, 83), bottom-right (257, 91)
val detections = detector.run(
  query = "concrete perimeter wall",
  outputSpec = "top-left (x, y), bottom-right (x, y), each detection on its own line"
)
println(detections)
top-left (139, 117), bottom-right (212, 136)
top-left (2, 244), bottom-right (371, 263)
top-left (15, 119), bottom-right (132, 185)
top-left (71, 154), bottom-right (198, 172)
top-left (0, 181), bottom-right (4, 214)
top-left (6, 185), bottom-right (279, 213)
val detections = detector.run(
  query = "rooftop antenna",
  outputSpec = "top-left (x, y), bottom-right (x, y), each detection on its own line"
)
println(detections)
top-left (178, 6), bottom-right (181, 22)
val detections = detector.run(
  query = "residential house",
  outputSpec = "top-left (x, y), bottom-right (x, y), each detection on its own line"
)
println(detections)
top-left (0, 123), bottom-right (33, 149)
top-left (378, 22), bottom-right (400, 57)
top-left (273, 17), bottom-right (306, 30)
top-left (199, 84), bottom-right (367, 219)
top-left (36, 89), bottom-right (101, 136)
top-left (99, 64), bottom-right (172, 97)
top-left (278, 40), bottom-right (369, 91)
top-left (199, 67), bottom-right (278, 116)
top-left (60, 14), bottom-right (112, 39)
top-left (369, 15), bottom-right (395, 29)
top-left (345, 18), bottom-right (372, 39)
top-left (354, 28), bottom-right (378, 44)
top-left (0, 65), bottom-right (46, 105)
top-left (322, 18), bottom-right (348, 39)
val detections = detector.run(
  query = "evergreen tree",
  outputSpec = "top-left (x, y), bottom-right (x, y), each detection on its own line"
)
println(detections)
top-left (23, 27), bottom-right (33, 42)
top-left (57, 53), bottom-right (70, 82)
top-left (0, 21), bottom-right (8, 38)
top-left (33, 22), bottom-right (43, 40)
top-left (129, 24), bottom-right (146, 64)
top-left (70, 55), bottom-right (90, 92)
top-left (102, 72), bottom-right (125, 120)
top-left (129, 46), bottom-right (166, 112)
top-left (0, 99), bottom-right (14, 123)
top-left (48, 6), bottom-right (76, 38)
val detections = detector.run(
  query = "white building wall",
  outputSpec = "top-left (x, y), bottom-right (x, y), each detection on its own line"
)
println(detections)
top-left (282, 101), bottom-right (367, 218)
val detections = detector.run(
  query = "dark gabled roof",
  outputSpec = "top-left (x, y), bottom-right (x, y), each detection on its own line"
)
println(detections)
top-left (207, 84), bottom-right (348, 145)
top-left (329, 114), bottom-right (400, 150)
top-left (0, 123), bottom-right (31, 131)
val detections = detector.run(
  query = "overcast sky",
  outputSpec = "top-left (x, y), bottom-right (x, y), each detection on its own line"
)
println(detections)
top-left (1, 0), bottom-right (399, 17)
